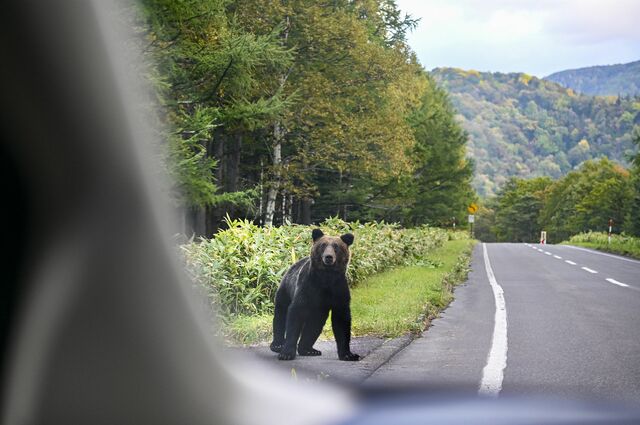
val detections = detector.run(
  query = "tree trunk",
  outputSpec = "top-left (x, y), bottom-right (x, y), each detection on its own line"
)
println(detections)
top-left (281, 190), bottom-right (287, 224)
top-left (301, 198), bottom-right (312, 224)
top-left (264, 130), bottom-right (281, 226)
top-left (205, 129), bottom-right (225, 236)
top-left (264, 16), bottom-right (290, 227)
top-left (213, 129), bottom-right (224, 188)
top-left (287, 194), bottom-right (293, 223)
top-left (192, 206), bottom-right (206, 237)
top-left (205, 205), bottom-right (219, 237)
top-left (224, 133), bottom-right (242, 193)
top-left (258, 160), bottom-right (264, 224)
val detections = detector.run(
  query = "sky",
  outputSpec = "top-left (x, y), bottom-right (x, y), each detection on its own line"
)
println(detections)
top-left (395, 0), bottom-right (640, 77)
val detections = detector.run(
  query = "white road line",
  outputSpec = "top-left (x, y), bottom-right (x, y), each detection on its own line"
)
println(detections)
top-left (553, 255), bottom-right (562, 259)
top-left (581, 267), bottom-right (598, 274)
top-left (565, 260), bottom-right (577, 265)
top-left (479, 243), bottom-right (508, 397)
top-left (606, 278), bottom-right (629, 288)
top-left (544, 252), bottom-right (552, 256)
top-left (537, 249), bottom-right (544, 252)
top-left (563, 245), bottom-right (640, 264)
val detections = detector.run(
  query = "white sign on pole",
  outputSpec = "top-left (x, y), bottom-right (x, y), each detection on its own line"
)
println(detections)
top-left (468, 214), bottom-right (475, 223)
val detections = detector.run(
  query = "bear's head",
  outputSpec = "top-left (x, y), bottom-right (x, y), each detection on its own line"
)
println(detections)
top-left (310, 229), bottom-right (354, 273)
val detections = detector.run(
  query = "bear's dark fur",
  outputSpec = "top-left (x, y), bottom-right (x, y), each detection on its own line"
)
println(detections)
top-left (270, 229), bottom-right (360, 361)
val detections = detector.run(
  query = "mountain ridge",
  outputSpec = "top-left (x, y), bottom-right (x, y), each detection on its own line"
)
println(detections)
top-left (431, 67), bottom-right (639, 197)
top-left (544, 60), bottom-right (640, 96)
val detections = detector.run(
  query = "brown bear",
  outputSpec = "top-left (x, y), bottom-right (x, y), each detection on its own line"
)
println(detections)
top-left (270, 229), bottom-right (360, 361)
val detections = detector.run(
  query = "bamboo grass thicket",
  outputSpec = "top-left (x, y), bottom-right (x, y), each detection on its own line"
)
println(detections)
top-left (566, 231), bottom-right (640, 259)
top-left (181, 218), bottom-right (449, 317)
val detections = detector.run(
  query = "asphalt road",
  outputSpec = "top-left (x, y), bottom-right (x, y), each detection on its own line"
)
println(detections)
top-left (368, 243), bottom-right (640, 404)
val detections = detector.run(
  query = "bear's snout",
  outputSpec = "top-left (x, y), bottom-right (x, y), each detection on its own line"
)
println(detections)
top-left (322, 254), bottom-right (335, 265)
top-left (321, 244), bottom-right (337, 266)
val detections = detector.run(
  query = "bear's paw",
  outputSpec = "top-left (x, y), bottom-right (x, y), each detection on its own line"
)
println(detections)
top-left (278, 351), bottom-right (296, 361)
top-left (339, 352), bottom-right (360, 361)
top-left (270, 342), bottom-right (283, 353)
top-left (298, 347), bottom-right (322, 356)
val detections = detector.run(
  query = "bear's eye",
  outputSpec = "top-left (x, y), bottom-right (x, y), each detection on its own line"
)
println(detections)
top-left (332, 243), bottom-right (338, 250)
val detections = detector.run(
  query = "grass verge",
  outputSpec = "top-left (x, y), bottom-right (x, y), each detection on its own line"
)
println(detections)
top-left (348, 238), bottom-right (475, 337)
top-left (224, 238), bottom-right (475, 345)
top-left (563, 232), bottom-right (640, 260)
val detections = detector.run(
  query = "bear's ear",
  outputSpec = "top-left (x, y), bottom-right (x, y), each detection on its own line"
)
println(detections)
top-left (340, 233), bottom-right (354, 246)
top-left (312, 228), bottom-right (324, 242)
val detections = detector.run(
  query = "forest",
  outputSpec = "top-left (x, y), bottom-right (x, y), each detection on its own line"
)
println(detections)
top-left (475, 133), bottom-right (640, 244)
top-left (135, 0), bottom-right (474, 237)
top-left (431, 67), bottom-right (639, 197)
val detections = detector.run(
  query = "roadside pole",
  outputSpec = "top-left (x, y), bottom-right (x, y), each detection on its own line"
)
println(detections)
top-left (468, 203), bottom-right (478, 239)
top-left (608, 218), bottom-right (613, 244)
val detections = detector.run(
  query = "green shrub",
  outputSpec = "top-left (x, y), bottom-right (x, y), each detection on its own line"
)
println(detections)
top-left (181, 218), bottom-right (449, 317)
top-left (565, 231), bottom-right (640, 259)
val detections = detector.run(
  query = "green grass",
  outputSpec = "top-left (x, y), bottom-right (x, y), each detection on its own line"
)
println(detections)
top-left (225, 238), bottom-right (475, 344)
top-left (348, 238), bottom-right (475, 337)
top-left (563, 232), bottom-right (640, 260)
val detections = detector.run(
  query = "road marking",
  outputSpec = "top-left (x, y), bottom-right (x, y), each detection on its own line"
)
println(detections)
top-left (537, 249), bottom-right (544, 252)
top-left (563, 245), bottom-right (640, 264)
top-left (581, 267), bottom-right (598, 274)
top-left (544, 252), bottom-right (552, 256)
top-left (565, 260), bottom-right (577, 265)
top-left (479, 243), bottom-right (507, 397)
top-left (553, 255), bottom-right (562, 259)
top-left (606, 278), bottom-right (629, 288)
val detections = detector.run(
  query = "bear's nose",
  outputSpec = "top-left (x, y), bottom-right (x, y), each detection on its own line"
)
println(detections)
top-left (323, 255), bottom-right (335, 265)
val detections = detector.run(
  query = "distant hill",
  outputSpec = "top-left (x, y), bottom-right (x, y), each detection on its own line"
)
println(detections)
top-left (431, 67), bottom-right (639, 197)
top-left (545, 60), bottom-right (640, 96)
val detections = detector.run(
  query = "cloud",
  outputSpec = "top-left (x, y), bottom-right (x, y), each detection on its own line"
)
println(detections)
top-left (396, 0), bottom-right (640, 76)
top-left (542, 0), bottom-right (640, 44)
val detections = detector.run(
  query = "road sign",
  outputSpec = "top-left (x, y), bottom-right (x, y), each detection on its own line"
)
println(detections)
top-left (468, 203), bottom-right (478, 214)
top-left (468, 214), bottom-right (475, 223)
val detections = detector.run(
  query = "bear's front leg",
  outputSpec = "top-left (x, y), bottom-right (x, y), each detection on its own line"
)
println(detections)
top-left (278, 304), bottom-right (306, 361)
top-left (270, 288), bottom-right (290, 353)
top-left (298, 308), bottom-right (329, 356)
top-left (331, 305), bottom-right (360, 361)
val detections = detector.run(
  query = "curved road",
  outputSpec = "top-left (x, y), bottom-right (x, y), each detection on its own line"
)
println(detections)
top-left (366, 243), bottom-right (640, 404)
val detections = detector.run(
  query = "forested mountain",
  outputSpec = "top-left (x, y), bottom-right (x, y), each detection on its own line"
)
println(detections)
top-left (545, 60), bottom-right (640, 96)
top-left (136, 0), bottom-right (474, 236)
top-left (431, 67), bottom-right (639, 197)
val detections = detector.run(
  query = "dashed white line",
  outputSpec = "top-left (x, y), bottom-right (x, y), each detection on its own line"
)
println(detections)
top-left (606, 278), bottom-right (629, 288)
top-left (565, 260), bottom-right (577, 265)
top-left (581, 267), bottom-right (598, 274)
top-left (553, 255), bottom-right (562, 259)
top-left (537, 249), bottom-right (544, 252)
top-left (479, 243), bottom-right (508, 397)
top-left (544, 252), bottom-right (552, 256)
